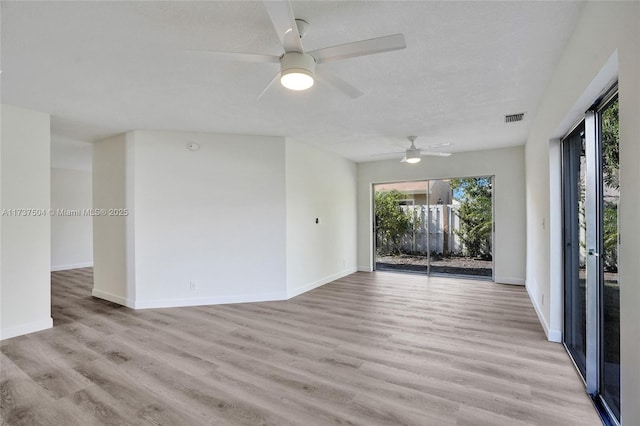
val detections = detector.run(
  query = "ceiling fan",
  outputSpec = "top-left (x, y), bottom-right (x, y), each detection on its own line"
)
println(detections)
top-left (191, 0), bottom-right (406, 99)
top-left (367, 136), bottom-right (452, 163)
top-left (398, 136), bottom-right (452, 163)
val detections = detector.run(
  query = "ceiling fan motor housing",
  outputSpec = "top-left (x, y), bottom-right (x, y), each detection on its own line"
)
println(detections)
top-left (406, 147), bottom-right (421, 159)
top-left (280, 52), bottom-right (316, 77)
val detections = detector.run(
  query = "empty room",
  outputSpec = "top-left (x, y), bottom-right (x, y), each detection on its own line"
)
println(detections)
top-left (1, 1), bottom-right (638, 425)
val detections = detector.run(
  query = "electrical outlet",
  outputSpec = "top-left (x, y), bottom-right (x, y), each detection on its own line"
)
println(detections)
top-left (189, 281), bottom-right (198, 291)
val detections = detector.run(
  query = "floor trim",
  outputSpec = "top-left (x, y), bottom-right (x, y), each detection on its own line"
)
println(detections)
top-left (287, 267), bottom-right (357, 299)
top-left (51, 262), bottom-right (93, 272)
top-left (132, 291), bottom-right (289, 309)
top-left (526, 282), bottom-right (562, 342)
top-left (92, 289), bottom-right (135, 308)
top-left (0, 317), bottom-right (53, 340)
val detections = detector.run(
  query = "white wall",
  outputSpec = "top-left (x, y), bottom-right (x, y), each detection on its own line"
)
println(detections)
top-left (0, 104), bottom-right (52, 340)
top-left (131, 131), bottom-right (287, 307)
top-left (285, 139), bottom-right (358, 297)
top-left (92, 134), bottom-right (132, 306)
top-left (357, 146), bottom-right (526, 285)
top-left (51, 136), bottom-right (92, 172)
top-left (92, 131), bottom-right (362, 309)
top-left (92, 131), bottom-right (290, 308)
top-left (51, 168), bottom-right (93, 270)
top-left (523, 2), bottom-right (639, 423)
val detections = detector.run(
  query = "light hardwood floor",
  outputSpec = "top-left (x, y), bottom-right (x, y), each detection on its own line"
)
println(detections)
top-left (1, 269), bottom-right (600, 425)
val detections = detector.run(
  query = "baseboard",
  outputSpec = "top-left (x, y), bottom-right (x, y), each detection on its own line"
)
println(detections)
top-left (132, 291), bottom-right (289, 310)
top-left (547, 328), bottom-right (562, 343)
top-left (51, 262), bottom-right (93, 271)
top-left (494, 276), bottom-right (525, 286)
top-left (526, 282), bottom-right (562, 343)
top-left (92, 289), bottom-right (135, 308)
top-left (358, 265), bottom-right (373, 272)
top-left (287, 267), bottom-right (358, 299)
top-left (93, 267), bottom-right (356, 309)
top-left (0, 317), bottom-right (53, 340)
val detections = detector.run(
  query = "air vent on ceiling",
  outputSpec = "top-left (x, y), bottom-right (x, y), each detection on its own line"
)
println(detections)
top-left (505, 113), bottom-right (525, 123)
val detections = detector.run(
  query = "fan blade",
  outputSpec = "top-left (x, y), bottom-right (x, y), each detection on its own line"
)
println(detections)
top-left (309, 34), bottom-right (406, 64)
top-left (424, 142), bottom-right (452, 150)
top-left (421, 151), bottom-right (452, 157)
top-left (257, 72), bottom-right (282, 101)
top-left (186, 49), bottom-right (280, 64)
top-left (263, 0), bottom-right (304, 53)
top-left (316, 70), bottom-right (364, 98)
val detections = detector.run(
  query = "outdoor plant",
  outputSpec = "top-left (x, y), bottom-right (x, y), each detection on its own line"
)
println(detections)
top-left (450, 177), bottom-right (493, 259)
top-left (602, 99), bottom-right (619, 190)
top-left (374, 190), bottom-right (416, 255)
top-left (603, 202), bottom-right (618, 272)
top-left (602, 99), bottom-right (619, 272)
top-left (580, 99), bottom-right (619, 271)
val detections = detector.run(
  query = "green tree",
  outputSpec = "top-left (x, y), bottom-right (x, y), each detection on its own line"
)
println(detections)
top-left (603, 201), bottom-right (618, 272)
top-left (450, 178), bottom-right (492, 258)
top-left (602, 98), bottom-right (619, 190)
top-left (374, 190), bottom-right (415, 255)
top-left (602, 98), bottom-right (619, 271)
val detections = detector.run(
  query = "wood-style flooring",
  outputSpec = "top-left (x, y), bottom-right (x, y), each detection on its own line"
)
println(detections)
top-left (1, 268), bottom-right (600, 425)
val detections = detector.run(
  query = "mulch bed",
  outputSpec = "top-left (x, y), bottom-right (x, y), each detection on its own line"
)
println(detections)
top-left (376, 254), bottom-right (492, 277)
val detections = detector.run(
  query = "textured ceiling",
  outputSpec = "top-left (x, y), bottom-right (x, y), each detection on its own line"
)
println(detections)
top-left (1, 1), bottom-right (584, 162)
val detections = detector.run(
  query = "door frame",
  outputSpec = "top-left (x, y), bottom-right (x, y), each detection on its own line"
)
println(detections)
top-left (561, 84), bottom-right (619, 425)
top-left (371, 176), bottom-right (495, 281)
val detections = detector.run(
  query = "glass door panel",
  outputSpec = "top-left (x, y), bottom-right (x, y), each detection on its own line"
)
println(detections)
top-left (600, 97), bottom-right (620, 420)
top-left (374, 181), bottom-right (428, 273)
top-left (563, 122), bottom-right (588, 378)
top-left (562, 90), bottom-right (619, 424)
top-left (429, 177), bottom-right (493, 278)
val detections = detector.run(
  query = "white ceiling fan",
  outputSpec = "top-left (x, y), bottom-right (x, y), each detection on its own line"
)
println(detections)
top-left (367, 136), bottom-right (452, 163)
top-left (191, 0), bottom-right (406, 99)
top-left (398, 136), bottom-right (452, 163)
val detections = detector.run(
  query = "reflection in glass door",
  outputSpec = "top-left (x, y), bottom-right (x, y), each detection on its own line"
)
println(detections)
top-left (373, 177), bottom-right (493, 279)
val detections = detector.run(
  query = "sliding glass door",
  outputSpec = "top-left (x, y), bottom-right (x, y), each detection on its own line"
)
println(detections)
top-left (562, 90), bottom-right (619, 423)
top-left (373, 177), bottom-right (493, 279)
top-left (562, 122), bottom-right (587, 378)
top-left (599, 96), bottom-right (620, 421)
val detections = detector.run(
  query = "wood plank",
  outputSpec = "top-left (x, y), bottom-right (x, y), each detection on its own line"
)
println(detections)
top-left (0, 268), bottom-right (600, 425)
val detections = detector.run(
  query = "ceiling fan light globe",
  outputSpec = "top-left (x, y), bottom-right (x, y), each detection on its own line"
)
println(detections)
top-left (281, 71), bottom-right (314, 90)
top-left (405, 147), bottom-right (421, 164)
top-left (280, 52), bottom-right (316, 91)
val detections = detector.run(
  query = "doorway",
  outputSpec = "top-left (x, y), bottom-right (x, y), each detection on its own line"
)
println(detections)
top-left (373, 177), bottom-right (493, 279)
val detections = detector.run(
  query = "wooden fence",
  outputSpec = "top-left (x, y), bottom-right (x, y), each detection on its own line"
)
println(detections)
top-left (398, 204), bottom-right (462, 255)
